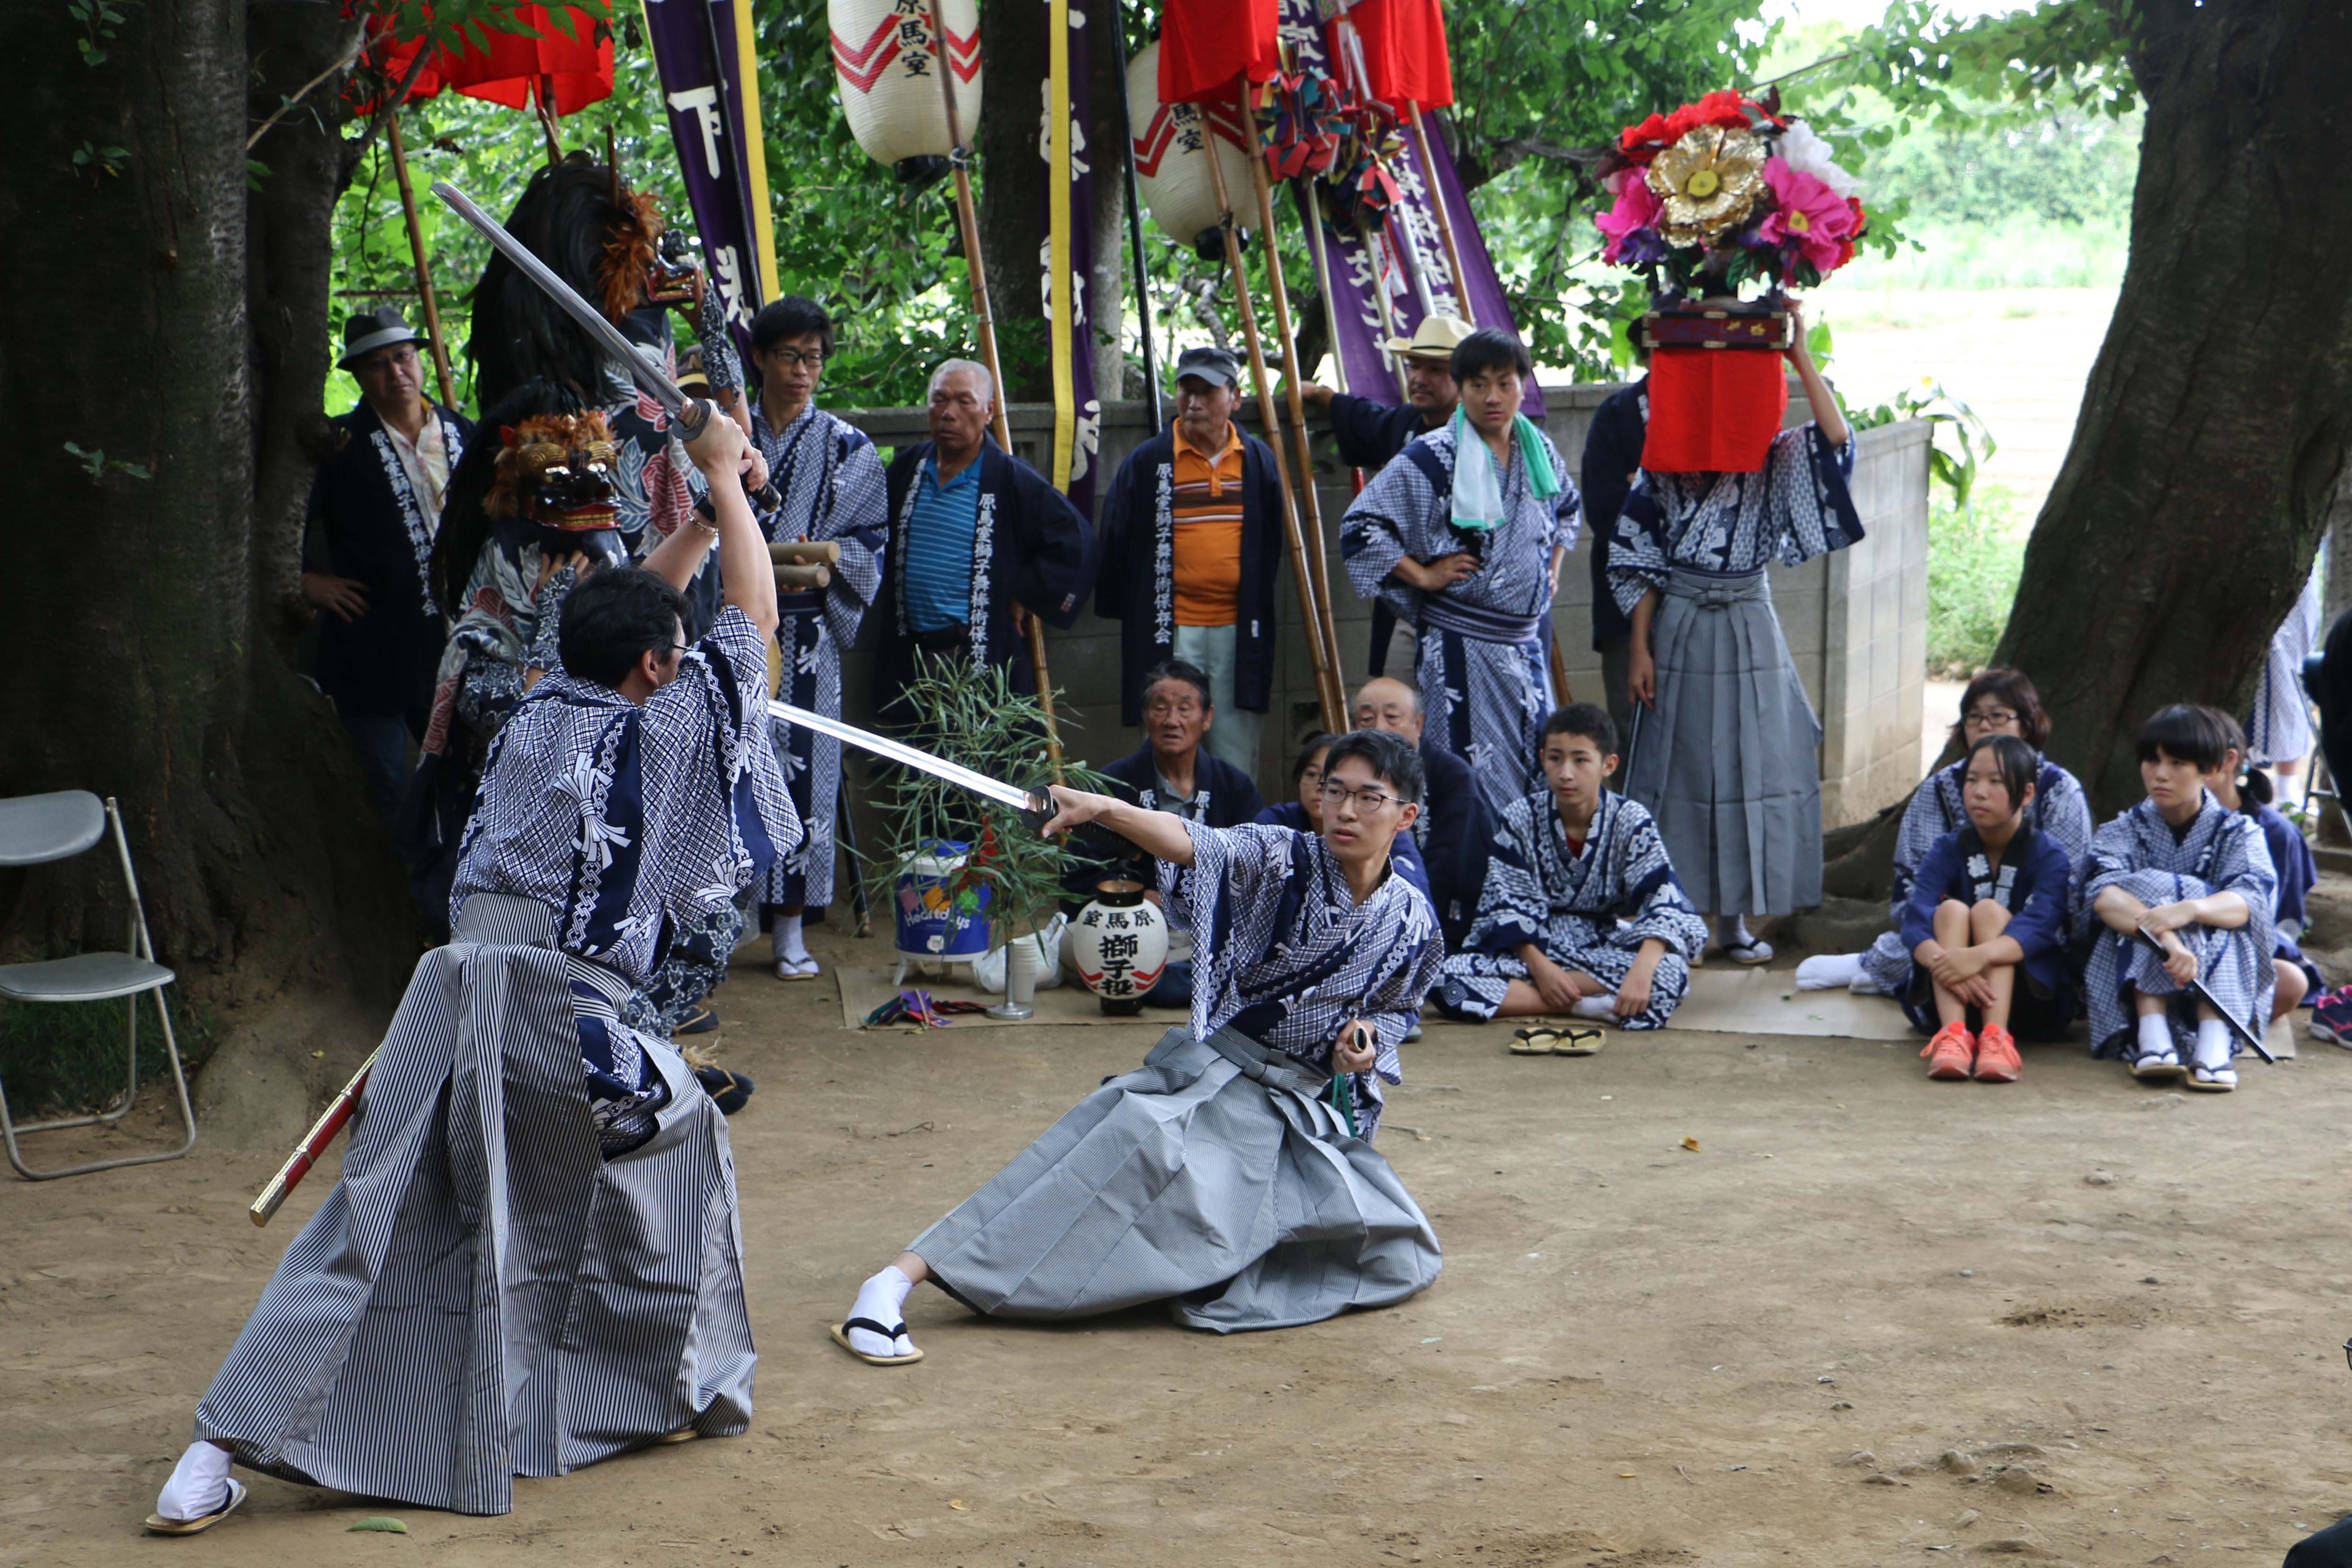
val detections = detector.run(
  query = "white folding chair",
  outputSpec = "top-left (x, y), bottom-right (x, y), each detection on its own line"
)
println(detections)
top-left (0, 792), bottom-right (198, 1179)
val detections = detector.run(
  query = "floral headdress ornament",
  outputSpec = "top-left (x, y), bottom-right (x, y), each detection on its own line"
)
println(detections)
top-left (1594, 89), bottom-right (1867, 298)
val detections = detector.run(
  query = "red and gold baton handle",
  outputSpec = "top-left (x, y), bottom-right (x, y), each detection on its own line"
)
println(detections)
top-left (249, 1050), bottom-right (378, 1227)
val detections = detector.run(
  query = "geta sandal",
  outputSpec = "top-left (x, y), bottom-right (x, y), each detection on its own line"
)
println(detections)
top-left (145, 1479), bottom-right (246, 1536)
top-left (831, 1318), bottom-right (924, 1366)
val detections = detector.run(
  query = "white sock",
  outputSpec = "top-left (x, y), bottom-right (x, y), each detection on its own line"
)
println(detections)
top-left (846, 1266), bottom-right (915, 1358)
top-left (1848, 970), bottom-right (1890, 995)
top-left (772, 913), bottom-right (809, 965)
top-left (1717, 915), bottom-right (1754, 948)
top-left (1797, 953), bottom-right (1864, 991)
top-left (157, 1441), bottom-right (232, 1522)
top-left (1572, 993), bottom-right (1617, 1022)
top-left (2193, 1019), bottom-right (2232, 1072)
top-left (2137, 1011), bottom-right (2175, 1060)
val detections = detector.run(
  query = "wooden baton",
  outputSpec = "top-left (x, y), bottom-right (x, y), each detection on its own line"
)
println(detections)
top-left (774, 562), bottom-right (832, 591)
top-left (768, 540), bottom-right (841, 567)
top-left (249, 1050), bottom-right (378, 1226)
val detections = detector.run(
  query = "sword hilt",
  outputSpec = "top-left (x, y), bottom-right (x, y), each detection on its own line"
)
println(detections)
top-left (675, 397), bottom-right (784, 514)
top-left (1020, 790), bottom-right (1128, 858)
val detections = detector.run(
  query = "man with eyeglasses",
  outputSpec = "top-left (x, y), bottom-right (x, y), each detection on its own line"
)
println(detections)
top-left (1098, 345), bottom-right (1286, 777)
top-left (716, 295), bottom-right (893, 983)
top-left (875, 359), bottom-right (1097, 724)
top-left (1073, 660), bottom-right (1268, 1008)
top-left (830, 727), bottom-right (1440, 1368)
top-left (153, 414), bottom-right (790, 1536)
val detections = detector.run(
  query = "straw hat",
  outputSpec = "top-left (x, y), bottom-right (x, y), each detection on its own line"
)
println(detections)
top-left (1382, 314), bottom-right (1475, 361)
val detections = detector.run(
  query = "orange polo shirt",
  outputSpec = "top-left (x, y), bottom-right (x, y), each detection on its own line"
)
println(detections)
top-left (1170, 422), bottom-right (1246, 626)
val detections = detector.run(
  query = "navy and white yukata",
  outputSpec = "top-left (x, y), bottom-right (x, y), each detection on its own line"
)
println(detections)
top-left (2078, 791), bottom-right (2277, 1061)
top-left (1254, 799), bottom-right (1433, 905)
top-left (1894, 823), bottom-right (2077, 1039)
top-left (1324, 393), bottom-right (1445, 679)
top-left (1857, 757), bottom-right (2096, 996)
top-left (192, 606), bottom-right (791, 1515)
top-left (1436, 789), bottom-right (1705, 1028)
top-left (908, 822), bottom-right (1444, 1333)
top-left (744, 402), bottom-right (886, 916)
top-left (1609, 424), bottom-right (1862, 914)
top-left (1343, 424), bottom-right (1580, 817)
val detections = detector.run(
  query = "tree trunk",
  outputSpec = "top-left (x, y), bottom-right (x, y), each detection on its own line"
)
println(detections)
top-left (1085, 5), bottom-right (1129, 402)
top-left (1995, 0), bottom-right (2352, 815)
top-left (976, 0), bottom-right (1049, 401)
top-left (0, 1), bottom-right (414, 1113)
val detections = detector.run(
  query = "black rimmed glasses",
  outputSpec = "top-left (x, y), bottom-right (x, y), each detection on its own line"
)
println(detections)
top-left (769, 349), bottom-right (826, 370)
top-left (1318, 780), bottom-right (1405, 814)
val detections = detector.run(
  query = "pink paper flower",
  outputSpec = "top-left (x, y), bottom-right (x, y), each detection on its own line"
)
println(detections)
top-left (1757, 156), bottom-right (1856, 272)
top-left (1595, 177), bottom-right (1664, 266)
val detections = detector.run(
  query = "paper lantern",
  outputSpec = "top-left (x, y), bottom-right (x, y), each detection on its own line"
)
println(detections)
top-left (829, 0), bottom-right (984, 183)
top-left (1128, 42), bottom-right (1258, 258)
top-left (1066, 880), bottom-right (1169, 1014)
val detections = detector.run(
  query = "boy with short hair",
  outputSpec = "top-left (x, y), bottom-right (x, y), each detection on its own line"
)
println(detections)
top-left (2082, 704), bottom-right (2278, 1093)
top-left (1436, 703), bottom-right (1705, 1032)
top-left (832, 728), bottom-right (1444, 1365)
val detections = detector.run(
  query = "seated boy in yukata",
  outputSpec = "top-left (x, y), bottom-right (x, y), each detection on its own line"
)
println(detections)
top-left (2081, 704), bottom-right (2277, 1093)
top-left (1436, 703), bottom-right (1706, 1029)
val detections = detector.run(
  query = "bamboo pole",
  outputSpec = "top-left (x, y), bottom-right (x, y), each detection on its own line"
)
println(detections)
top-left (535, 73), bottom-right (562, 165)
top-left (1240, 82), bottom-right (1348, 720)
top-left (386, 113), bottom-right (459, 409)
top-left (926, 0), bottom-right (1061, 776)
top-left (1199, 95), bottom-right (1344, 735)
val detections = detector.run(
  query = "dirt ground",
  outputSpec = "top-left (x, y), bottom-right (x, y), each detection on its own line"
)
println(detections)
top-left (11, 900), bottom-right (2352, 1568)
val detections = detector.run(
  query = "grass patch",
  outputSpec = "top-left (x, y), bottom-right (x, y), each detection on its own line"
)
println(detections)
top-left (1928, 486), bottom-right (2029, 679)
top-left (0, 990), bottom-right (214, 1120)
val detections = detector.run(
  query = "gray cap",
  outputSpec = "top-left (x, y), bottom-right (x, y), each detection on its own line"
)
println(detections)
top-left (1173, 345), bottom-right (1242, 389)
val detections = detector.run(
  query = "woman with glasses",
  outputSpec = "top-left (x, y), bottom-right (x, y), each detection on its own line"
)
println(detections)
top-left (729, 296), bottom-right (888, 983)
top-left (1797, 668), bottom-right (2095, 997)
top-left (831, 729), bottom-right (1443, 1367)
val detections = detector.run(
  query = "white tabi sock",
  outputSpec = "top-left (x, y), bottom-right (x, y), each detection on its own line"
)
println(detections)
top-left (2193, 1018), bottom-right (2233, 1072)
top-left (1572, 993), bottom-right (1618, 1022)
top-left (2137, 1011), bottom-right (2176, 1061)
top-left (773, 912), bottom-right (809, 966)
top-left (1717, 915), bottom-right (1754, 949)
top-left (157, 1441), bottom-right (232, 1523)
top-left (1796, 953), bottom-right (1864, 991)
top-left (846, 1266), bottom-right (915, 1358)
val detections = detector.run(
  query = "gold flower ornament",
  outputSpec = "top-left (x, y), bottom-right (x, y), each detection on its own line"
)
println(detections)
top-left (1645, 124), bottom-right (1767, 248)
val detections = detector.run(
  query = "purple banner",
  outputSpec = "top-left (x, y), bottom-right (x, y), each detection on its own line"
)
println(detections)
top-left (642, 0), bottom-right (771, 372)
top-left (1275, 0), bottom-right (1541, 416)
top-left (1040, 0), bottom-right (1102, 516)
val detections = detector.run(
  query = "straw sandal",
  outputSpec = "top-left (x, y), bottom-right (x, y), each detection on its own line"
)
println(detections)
top-left (1509, 1023), bottom-right (1567, 1055)
top-left (1552, 1025), bottom-right (1606, 1056)
top-left (831, 1319), bottom-right (924, 1366)
top-left (145, 1479), bottom-right (246, 1536)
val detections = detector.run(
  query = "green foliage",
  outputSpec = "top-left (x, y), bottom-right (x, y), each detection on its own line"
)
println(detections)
top-left (66, 0), bottom-right (130, 67)
top-left (1846, 375), bottom-right (1995, 505)
top-left (1836, 1), bottom-right (2136, 126)
top-left (62, 441), bottom-right (152, 482)
top-left (867, 655), bottom-right (1110, 936)
top-left (0, 992), bottom-right (212, 1118)
top-left (1925, 485), bottom-right (2026, 677)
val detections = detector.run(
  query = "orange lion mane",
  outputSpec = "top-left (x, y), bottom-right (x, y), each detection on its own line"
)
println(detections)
top-left (594, 189), bottom-right (665, 323)
top-left (488, 410), bottom-right (619, 520)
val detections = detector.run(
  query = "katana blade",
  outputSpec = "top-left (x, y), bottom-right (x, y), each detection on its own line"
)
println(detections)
top-left (431, 179), bottom-right (692, 420)
top-left (769, 701), bottom-right (1038, 814)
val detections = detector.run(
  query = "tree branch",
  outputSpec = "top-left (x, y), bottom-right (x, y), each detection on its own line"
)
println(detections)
top-left (248, 40), bottom-right (365, 152)
top-left (341, 41), bottom-right (434, 171)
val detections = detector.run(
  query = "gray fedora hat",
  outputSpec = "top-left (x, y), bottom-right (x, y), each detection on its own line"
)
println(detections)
top-left (337, 305), bottom-right (425, 370)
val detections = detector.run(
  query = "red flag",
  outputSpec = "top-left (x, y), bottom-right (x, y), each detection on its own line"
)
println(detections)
top-left (437, 5), bottom-right (612, 116)
top-left (1339, 0), bottom-right (1453, 110)
top-left (1158, 0), bottom-right (1279, 106)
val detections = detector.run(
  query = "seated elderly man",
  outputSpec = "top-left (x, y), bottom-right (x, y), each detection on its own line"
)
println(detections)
top-left (1067, 660), bottom-right (1266, 1009)
top-left (1355, 675), bottom-right (1491, 951)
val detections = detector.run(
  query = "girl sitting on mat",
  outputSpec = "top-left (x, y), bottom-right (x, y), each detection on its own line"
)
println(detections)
top-left (2080, 704), bottom-right (2278, 1093)
top-left (1799, 667), bottom-right (2096, 996)
top-left (831, 728), bottom-right (1444, 1366)
top-left (1434, 703), bottom-right (1706, 1045)
top-left (1902, 735), bottom-right (2078, 1083)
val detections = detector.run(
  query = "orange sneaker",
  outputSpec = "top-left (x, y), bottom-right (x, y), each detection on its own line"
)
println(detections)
top-left (1973, 1025), bottom-right (2021, 1083)
top-left (1920, 1021), bottom-right (1976, 1080)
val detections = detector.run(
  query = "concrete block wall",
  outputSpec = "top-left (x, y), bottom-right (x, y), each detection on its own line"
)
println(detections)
top-left (834, 390), bottom-right (1932, 832)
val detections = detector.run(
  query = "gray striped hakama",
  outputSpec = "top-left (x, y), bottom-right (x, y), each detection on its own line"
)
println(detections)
top-left (1623, 568), bottom-right (1823, 915)
top-left (192, 894), bottom-right (754, 1516)
top-left (910, 1026), bottom-right (1441, 1334)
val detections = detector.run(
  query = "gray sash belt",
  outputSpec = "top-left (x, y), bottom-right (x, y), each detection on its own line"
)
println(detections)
top-left (452, 893), bottom-right (633, 1008)
top-left (1660, 566), bottom-right (1768, 610)
top-left (1179, 1025), bottom-right (1334, 1097)
top-left (1416, 594), bottom-right (1544, 644)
